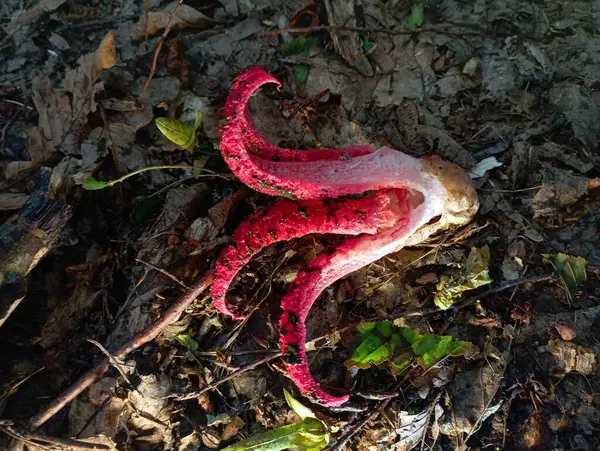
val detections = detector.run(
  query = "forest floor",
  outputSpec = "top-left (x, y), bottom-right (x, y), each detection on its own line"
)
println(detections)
top-left (1, 0), bottom-right (600, 450)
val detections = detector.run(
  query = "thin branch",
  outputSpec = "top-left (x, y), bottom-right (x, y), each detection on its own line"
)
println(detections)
top-left (141, 0), bottom-right (184, 95)
top-left (135, 258), bottom-right (190, 289)
top-left (1, 425), bottom-right (110, 450)
top-left (28, 270), bottom-right (213, 430)
top-left (166, 352), bottom-right (282, 401)
top-left (307, 273), bottom-right (558, 346)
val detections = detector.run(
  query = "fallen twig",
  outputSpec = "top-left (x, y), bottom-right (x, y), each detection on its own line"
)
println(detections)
top-left (327, 398), bottom-right (392, 451)
top-left (28, 270), bottom-right (213, 430)
top-left (1, 424), bottom-right (110, 450)
top-left (307, 273), bottom-right (558, 346)
top-left (166, 351), bottom-right (281, 401)
top-left (141, 0), bottom-right (184, 95)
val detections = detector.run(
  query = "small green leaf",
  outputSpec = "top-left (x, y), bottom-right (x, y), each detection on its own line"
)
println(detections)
top-left (400, 328), bottom-right (471, 369)
top-left (434, 245), bottom-right (492, 310)
top-left (156, 110), bottom-right (202, 151)
top-left (543, 252), bottom-right (587, 298)
top-left (82, 176), bottom-right (109, 190)
top-left (404, 5), bottom-right (424, 32)
top-left (221, 418), bottom-right (328, 451)
top-left (284, 389), bottom-right (316, 420)
top-left (294, 64), bottom-right (310, 83)
top-left (362, 37), bottom-right (375, 53)
top-left (281, 36), bottom-right (313, 56)
top-left (345, 321), bottom-right (400, 370)
top-left (345, 321), bottom-right (473, 375)
top-left (176, 333), bottom-right (199, 351)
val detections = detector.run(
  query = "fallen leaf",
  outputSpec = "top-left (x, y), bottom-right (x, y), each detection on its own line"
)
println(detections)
top-left (532, 167), bottom-right (589, 218)
top-left (396, 404), bottom-right (443, 451)
top-left (554, 323), bottom-right (577, 341)
top-left (547, 339), bottom-right (597, 376)
top-left (344, 321), bottom-right (473, 374)
top-left (221, 416), bottom-right (245, 441)
top-left (95, 30), bottom-right (117, 73)
top-left (434, 245), bottom-right (492, 310)
top-left (131, 3), bottom-right (211, 42)
top-left (0, 193), bottom-right (30, 210)
top-left (176, 333), bottom-right (199, 351)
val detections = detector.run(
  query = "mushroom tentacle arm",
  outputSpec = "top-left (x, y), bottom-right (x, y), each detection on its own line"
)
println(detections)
top-left (214, 67), bottom-right (479, 406)
top-left (212, 189), bottom-right (412, 319)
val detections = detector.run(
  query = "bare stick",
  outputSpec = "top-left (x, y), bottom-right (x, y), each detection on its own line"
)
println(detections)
top-left (327, 398), bottom-right (391, 451)
top-left (167, 352), bottom-right (281, 401)
top-left (1, 425), bottom-right (110, 450)
top-left (141, 0), bottom-right (184, 95)
top-left (307, 273), bottom-right (557, 346)
top-left (28, 270), bottom-right (213, 430)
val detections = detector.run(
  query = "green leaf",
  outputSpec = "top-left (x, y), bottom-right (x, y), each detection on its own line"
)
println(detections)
top-left (221, 418), bottom-right (328, 451)
top-left (434, 245), bottom-right (492, 310)
top-left (543, 252), bottom-right (587, 298)
top-left (345, 321), bottom-right (473, 375)
top-left (362, 37), bottom-right (375, 53)
top-left (156, 110), bottom-right (202, 151)
top-left (404, 5), bottom-right (424, 32)
top-left (284, 389), bottom-right (316, 420)
top-left (281, 36), bottom-right (313, 56)
top-left (206, 413), bottom-right (231, 427)
top-left (344, 321), bottom-right (401, 370)
top-left (294, 64), bottom-right (310, 83)
top-left (82, 176), bottom-right (109, 190)
top-left (176, 333), bottom-right (199, 351)
top-left (400, 328), bottom-right (471, 369)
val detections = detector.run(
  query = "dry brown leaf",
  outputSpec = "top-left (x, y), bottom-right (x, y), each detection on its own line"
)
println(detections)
top-left (554, 323), bottom-right (577, 341)
top-left (548, 339), bottom-right (598, 376)
top-left (131, 3), bottom-right (211, 42)
top-left (32, 74), bottom-right (78, 156)
top-left (4, 161), bottom-right (34, 181)
top-left (221, 416), bottom-right (245, 442)
top-left (95, 30), bottom-right (117, 74)
top-left (0, 193), bottom-right (30, 210)
top-left (3, 0), bottom-right (67, 37)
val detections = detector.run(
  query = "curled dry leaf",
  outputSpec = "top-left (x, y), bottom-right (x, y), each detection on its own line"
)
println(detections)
top-left (95, 30), bottom-right (118, 74)
top-left (554, 323), bottom-right (577, 341)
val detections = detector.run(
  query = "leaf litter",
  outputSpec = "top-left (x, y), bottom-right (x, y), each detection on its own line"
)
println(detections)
top-left (1, 0), bottom-right (600, 450)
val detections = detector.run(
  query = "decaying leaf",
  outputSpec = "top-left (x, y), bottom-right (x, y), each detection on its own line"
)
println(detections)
top-left (532, 167), bottom-right (589, 218)
top-left (548, 339), bottom-right (598, 376)
top-left (344, 321), bottom-right (473, 375)
top-left (543, 252), bottom-right (587, 299)
top-left (434, 246), bottom-right (492, 310)
top-left (95, 30), bottom-right (118, 73)
top-left (0, 193), bottom-right (30, 210)
top-left (221, 389), bottom-right (329, 451)
top-left (396, 403), bottom-right (443, 451)
top-left (131, 2), bottom-right (211, 42)
top-left (554, 323), bottom-right (577, 341)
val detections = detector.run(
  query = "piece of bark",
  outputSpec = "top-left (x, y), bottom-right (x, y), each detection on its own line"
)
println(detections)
top-left (0, 168), bottom-right (73, 328)
top-left (324, 0), bottom-right (374, 76)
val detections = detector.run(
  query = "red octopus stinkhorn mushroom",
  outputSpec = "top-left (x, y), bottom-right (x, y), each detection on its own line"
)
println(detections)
top-left (213, 67), bottom-right (479, 407)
